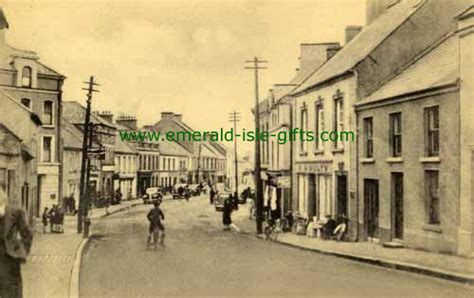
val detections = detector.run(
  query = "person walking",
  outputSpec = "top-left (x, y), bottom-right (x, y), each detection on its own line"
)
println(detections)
top-left (209, 186), bottom-right (215, 205)
top-left (222, 197), bottom-right (241, 233)
top-left (41, 207), bottom-right (49, 233)
top-left (147, 201), bottom-right (165, 247)
top-left (0, 188), bottom-right (33, 298)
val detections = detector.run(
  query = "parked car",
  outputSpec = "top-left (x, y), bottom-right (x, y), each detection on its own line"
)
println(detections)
top-left (214, 191), bottom-right (233, 212)
top-left (143, 187), bottom-right (163, 204)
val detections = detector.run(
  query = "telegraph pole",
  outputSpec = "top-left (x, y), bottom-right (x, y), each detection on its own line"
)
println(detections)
top-left (78, 76), bottom-right (100, 233)
top-left (229, 111), bottom-right (241, 198)
top-left (245, 57), bottom-right (267, 234)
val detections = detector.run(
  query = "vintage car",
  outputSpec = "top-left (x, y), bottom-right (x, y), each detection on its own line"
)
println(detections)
top-left (142, 187), bottom-right (163, 204)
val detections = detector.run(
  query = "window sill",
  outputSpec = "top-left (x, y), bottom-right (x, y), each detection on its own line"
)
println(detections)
top-left (332, 148), bottom-right (344, 154)
top-left (386, 157), bottom-right (403, 163)
top-left (423, 224), bottom-right (442, 233)
top-left (361, 158), bottom-right (375, 164)
top-left (313, 149), bottom-right (324, 155)
top-left (420, 157), bottom-right (440, 163)
top-left (42, 125), bottom-right (55, 128)
top-left (299, 152), bottom-right (308, 157)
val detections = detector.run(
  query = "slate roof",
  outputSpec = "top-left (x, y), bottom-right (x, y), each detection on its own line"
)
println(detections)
top-left (156, 139), bottom-right (191, 157)
top-left (62, 117), bottom-right (101, 150)
top-left (114, 133), bottom-right (137, 154)
top-left (62, 118), bottom-right (84, 150)
top-left (0, 8), bottom-right (9, 29)
top-left (292, 0), bottom-right (424, 95)
top-left (356, 32), bottom-right (459, 106)
top-left (63, 101), bottom-right (115, 128)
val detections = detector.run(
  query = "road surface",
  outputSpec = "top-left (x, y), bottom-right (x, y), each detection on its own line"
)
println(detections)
top-left (80, 196), bottom-right (474, 297)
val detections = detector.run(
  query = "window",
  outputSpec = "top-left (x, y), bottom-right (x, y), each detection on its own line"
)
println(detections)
top-left (22, 66), bottom-right (32, 88)
top-left (364, 117), bottom-right (373, 158)
top-left (172, 159), bottom-right (175, 170)
top-left (390, 113), bottom-right (402, 157)
top-left (42, 136), bottom-right (53, 163)
top-left (333, 90), bottom-right (344, 149)
top-left (425, 170), bottom-right (440, 225)
top-left (21, 98), bottom-right (31, 109)
top-left (300, 103), bottom-right (308, 153)
top-left (424, 106), bottom-right (439, 156)
top-left (314, 101), bottom-right (324, 151)
top-left (43, 101), bottom-right (53, 126)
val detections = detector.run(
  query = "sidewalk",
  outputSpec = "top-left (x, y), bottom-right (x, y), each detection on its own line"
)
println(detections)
top-left (22, 199), bottom-right (143, 298)
top-left (233, 203), bottom-right (474, 285)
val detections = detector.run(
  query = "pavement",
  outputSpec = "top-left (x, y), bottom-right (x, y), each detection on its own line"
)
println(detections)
top-left (22, 198), bottom-right (142, 298)
top-left (79, 196), bottom-right (474, 297)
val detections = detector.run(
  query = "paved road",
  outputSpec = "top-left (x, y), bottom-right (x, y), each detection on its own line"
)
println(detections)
top-left (80, 196), bottom-right (474, 297)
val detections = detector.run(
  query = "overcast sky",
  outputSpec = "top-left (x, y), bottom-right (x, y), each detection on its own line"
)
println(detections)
top-left (2, 0), bottom-right (365, 153)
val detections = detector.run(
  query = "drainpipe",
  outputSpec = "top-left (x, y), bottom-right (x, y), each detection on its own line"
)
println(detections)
top-left (353, 70), bottom-right (360, 242)
top-left (57, 79), bottom-right (64, 210)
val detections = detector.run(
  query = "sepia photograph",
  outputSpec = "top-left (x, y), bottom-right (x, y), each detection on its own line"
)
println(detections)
top-left (0, 0), bottom-right (473, 297)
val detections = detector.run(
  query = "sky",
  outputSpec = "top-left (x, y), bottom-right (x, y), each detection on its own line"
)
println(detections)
top-left (2, 0), bottom-right (365, 153)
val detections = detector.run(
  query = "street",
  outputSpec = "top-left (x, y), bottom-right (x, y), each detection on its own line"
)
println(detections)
top-left (79, 196), bottom-right (474, 297)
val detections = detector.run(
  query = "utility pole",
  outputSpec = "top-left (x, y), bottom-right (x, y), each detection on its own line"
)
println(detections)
top-left (245, 57), bottom-right (267, 234)
top-left (78, 76), bottom-right (100, 234)
top-left (229, 111), bottom-right (241, 198)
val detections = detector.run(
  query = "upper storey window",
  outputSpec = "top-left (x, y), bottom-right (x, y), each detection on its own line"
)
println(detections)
top-left (22, 66), bottom-right (32, 88)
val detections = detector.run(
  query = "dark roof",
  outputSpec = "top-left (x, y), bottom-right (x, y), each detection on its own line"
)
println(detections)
top-left (156, 139), bottom-right (190, 157)
top-left (114, 132), bottom-right (137, 154)
top-left (0, 8), bottom-right (9, 29)
top-left (356, 32), bottom-right (458, 107)
top-left (293, 0), bottom-right (423, 95)
top-left (62, 117), bottom-right (101, 150)
top-left (63, 101), bottom-right (115, 128)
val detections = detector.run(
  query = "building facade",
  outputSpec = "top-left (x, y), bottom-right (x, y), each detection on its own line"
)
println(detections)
top-left (290, 0), bottom-right (472, 242)
top-left (0, 9), bottom-right (65, 212)
top-left (0, 89), bottom-right (41, 220)
top-left (354, 11), bottom-right (474, 256)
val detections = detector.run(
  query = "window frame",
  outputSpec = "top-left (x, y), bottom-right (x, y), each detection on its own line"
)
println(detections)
top-left (299, 103), bottom-right (308, 154)
top-left (389, 112), bottom-right (402, 157)
top-left (21, 66), bottom-right (33, 88)
top-left (42, 100), bottom-right (55, 127)
top-left (314, 98), bottom-right (324, 152)
top-left (424, 106), bottom-right (439, 157)
top-left (41, 135), bottom-right (54, 163)
top-left (364, 117), bottom-right (374, 158)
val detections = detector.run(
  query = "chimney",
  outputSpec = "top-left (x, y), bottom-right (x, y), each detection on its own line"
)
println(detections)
top-left (173, 114), bottom-right (183, 122)
top-left (116, 115), bottom-right (137, 130)
top-left (96, 110), bottom-right (114, 124)
top-left (326, 46), bottom-right (341, 60)
top-left (0, 8), bottom-right (9, 45)
top-left (299, 42), bottom-right (341, 73)
top-left (161, 112), bottom-right (174, 120)
top-left (366, 0), bottom-right (400, 25)
top-left (345, 25), bottom-right (363, 44)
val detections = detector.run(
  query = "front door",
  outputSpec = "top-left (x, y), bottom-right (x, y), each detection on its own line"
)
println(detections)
top-left (391, 173), bottom-right (404, 240)
top-left (308, 174), bottom-right (317, 219)
top-left (364, 179), bottom-right (379, 239)
top-left (336, 174), bottom-right (348, 217)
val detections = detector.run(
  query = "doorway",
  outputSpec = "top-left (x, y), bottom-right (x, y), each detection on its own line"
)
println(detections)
top-left (364, 179), bottom-right (379, 240)
top-left (308, 174), bottom-right (317, 219)
top-left (336, 174), bottom-right (348, 217)
top-left (391, 173), bottom-right (404, 240)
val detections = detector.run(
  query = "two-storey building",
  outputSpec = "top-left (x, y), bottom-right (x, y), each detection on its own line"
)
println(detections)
top-left (353, 9), bottom-right (474, 256)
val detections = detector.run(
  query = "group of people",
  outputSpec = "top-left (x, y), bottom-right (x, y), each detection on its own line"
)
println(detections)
top-left (304, 214), bottom-right (348, 241)
top-left (42, 205), bottom-right (65, 234)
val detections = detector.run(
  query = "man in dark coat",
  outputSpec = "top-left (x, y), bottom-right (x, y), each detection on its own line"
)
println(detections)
top-left (222, 198), bottom-right (232, 231)
top-left (0, 188), bottom-right (33, 298)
